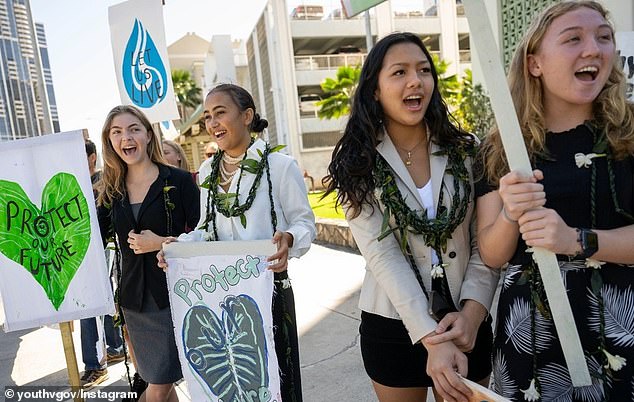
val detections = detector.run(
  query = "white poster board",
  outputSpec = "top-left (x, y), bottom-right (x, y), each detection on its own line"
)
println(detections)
top-left (108, 0), bottom-right (179, 122)
top-left (616, 32), bottom-right (634, 101)
top-left (164, 240), bottom-right (281, 402)
top-left (0, 131), bottom-right (115, 332)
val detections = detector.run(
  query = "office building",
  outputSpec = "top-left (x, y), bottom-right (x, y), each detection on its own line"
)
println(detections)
top-left (167, 32), bottom-right (250, 168)
top-left (0, 0), bottom-right (59, 141)
top-left (247, 0), bottom-right (471, 183)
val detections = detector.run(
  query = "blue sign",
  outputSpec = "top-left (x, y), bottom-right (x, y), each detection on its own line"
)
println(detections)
top-left (121, 18), bottom-right (168, 108)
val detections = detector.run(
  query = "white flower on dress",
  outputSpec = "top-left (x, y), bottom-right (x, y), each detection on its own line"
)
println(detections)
top-left (521, 379), bottom-right (540, 402)
top-left (431, 263), bottom-right (448, 279)
top-left (525, 247), bottom-right (539, 263)
top-left (574, 152), bottom-right (605, 168)
top-left (281, 278), bottom-right (291, 289)
top-left (585, 258), bottom-right (605, 269)
top-left (602, 348), bottom-right (627, 371)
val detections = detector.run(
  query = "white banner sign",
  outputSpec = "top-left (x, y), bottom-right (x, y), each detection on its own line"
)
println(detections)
top-left (164, 240), bottom-right (281, 402)
top-left (616, 32), bottom-right (634, 101)
top-left (108, 0), bottom-right (179, 122)
top-left (0, 131), bottom-right (115, 332)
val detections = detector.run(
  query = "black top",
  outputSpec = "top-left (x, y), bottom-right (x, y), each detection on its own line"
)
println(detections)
top-left (97, 164), bottom-right (200, 311)
top-left (476, 123), bottom-right (634, 266)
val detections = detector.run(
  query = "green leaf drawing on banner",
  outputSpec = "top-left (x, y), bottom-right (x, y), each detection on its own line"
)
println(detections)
top-left (0, 173), bottom-right (91, 310)
top-left (183, 295), bottom-right (271, 402)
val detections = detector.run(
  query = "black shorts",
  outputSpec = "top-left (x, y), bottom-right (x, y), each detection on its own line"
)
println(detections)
top-left (359, 311), bottom-right (492, 388)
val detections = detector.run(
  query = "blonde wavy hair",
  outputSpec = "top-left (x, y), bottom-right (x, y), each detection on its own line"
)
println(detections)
top-left (98, 105), bottom-right (166, 206)
top-left (162, 139), bottom-right (190, 171)
top-left (480, 0), bottom-right (634, 185)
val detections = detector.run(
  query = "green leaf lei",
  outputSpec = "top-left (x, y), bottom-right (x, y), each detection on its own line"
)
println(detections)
top-left (373, 142), bottom-right (475, 277)
top-left (522, 122), bottom-right (634, 392)
top-left (199, 139), bottom-right (283, 240)
top-left (163, 183), bottom-right (176, 236)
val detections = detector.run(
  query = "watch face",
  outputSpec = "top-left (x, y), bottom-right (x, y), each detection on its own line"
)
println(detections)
top-left (582, 229), bottom-right (598, 257)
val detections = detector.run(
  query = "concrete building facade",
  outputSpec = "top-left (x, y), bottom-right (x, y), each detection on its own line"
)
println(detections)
top-left (0, 0), bottom-right (59, 142)
top-left (247, 0), bottom-right (471, 184)
top-left (166, 32), bottom-right (250, 169)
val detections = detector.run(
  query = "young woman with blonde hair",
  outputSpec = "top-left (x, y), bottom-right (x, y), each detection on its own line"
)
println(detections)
top-left (98, 105), bottom-right (200, 402)
top-left (477, 2), bottom-right (634, 399)
top-left (162, 139), bottom-right (189, 171)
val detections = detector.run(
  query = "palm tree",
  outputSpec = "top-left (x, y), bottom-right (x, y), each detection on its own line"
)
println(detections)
top-left (316, 65), bottom-right (361, 120)
top-left (455, 69), bottom-right (495, 139)
top-left (171, 69), bottom-right (202, 120)
top-left (431, 54), bottom-right (461, 110)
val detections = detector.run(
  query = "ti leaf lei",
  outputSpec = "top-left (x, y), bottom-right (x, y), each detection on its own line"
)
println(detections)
top-left (373, 142), bottom-right (475, 284)
top-left (199, 139), bottom-right (285, 240)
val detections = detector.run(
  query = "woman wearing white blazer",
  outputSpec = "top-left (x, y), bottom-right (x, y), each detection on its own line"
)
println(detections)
top-left (323, 33), bottom-right (499, 402)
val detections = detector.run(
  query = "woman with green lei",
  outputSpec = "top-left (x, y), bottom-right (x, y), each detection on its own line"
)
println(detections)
top-left (476, 2), bottom-right (634, 400)
top-left (160, 83), bottom-right (315, 402)
top-left (323, 32), bottom-right (499, 402)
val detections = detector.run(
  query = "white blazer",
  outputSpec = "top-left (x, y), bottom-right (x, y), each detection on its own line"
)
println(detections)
top-left (348, 131), bottom-right (499, 344)
top-left (181, 138), bottom-right (316, 258)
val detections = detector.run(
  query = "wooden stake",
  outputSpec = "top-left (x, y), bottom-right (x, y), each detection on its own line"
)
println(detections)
top-left (59, 321), bottom-right (84, 402)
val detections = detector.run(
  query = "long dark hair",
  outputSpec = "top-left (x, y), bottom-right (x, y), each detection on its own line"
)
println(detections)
top-left (323, 32), bottom-right (474, 218)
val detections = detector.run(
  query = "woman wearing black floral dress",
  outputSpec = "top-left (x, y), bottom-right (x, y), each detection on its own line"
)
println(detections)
top-left (477, 2), bottom-right (634, 401)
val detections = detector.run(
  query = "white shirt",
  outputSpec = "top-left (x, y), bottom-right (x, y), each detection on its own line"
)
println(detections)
top-left (179, 138), bottom-right (316, 258)
top-left (417, 181), bottom-right (439, 265)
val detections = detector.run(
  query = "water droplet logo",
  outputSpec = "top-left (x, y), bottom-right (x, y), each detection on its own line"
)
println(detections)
top-left (122, 19), bottom-right (168, 108)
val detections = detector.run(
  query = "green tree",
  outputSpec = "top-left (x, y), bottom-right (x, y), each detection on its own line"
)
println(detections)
top-left (316, 65), bottom-right (361, 120)
top-left (454, 69), bottom-right (495, 139)
top-left (432, 54), bottom-right (461, 110)
top-left (171, 69), bottom-right (202, 120)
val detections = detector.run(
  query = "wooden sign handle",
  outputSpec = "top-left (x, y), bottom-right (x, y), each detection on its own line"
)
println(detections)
top-left (59, 321), bottom-right (84, 402)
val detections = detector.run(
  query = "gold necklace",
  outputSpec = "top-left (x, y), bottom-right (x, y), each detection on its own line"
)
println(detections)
top-left (394, 136), bottom-right (426, 166)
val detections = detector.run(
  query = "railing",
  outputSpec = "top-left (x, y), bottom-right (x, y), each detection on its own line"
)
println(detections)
top-left (393, 10), bottom-right (428, 18)
top-left (295, 53), bottom-right (367, 71)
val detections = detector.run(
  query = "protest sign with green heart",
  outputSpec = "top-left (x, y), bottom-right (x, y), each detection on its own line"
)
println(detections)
top-left (0, 173), bottom-right (91, 310)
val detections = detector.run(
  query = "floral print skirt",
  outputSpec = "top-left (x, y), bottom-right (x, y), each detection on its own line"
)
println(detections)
top-left (492, 261), bottom-right (634, 401)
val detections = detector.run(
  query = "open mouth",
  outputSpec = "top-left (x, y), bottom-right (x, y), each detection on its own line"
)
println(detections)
top-left (122, 145), bottom-right (136, 156)
top-left (403, 95), bottom-right (423, 108)
top-left (575, 66), bottom-right (598, 81)
top-left (214, 130), bottom-right (227, 140)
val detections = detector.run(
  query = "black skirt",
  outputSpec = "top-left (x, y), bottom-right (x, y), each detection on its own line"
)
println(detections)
top-left (359, 311), bottom-right (492, 388)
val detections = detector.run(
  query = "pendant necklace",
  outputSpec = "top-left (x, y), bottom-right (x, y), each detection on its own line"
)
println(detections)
top-left (395, 136), bottom-right (426, 166)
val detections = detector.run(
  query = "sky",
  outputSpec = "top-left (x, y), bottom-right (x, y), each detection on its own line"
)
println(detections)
top-left (29, 0), bottom-right (279, 149)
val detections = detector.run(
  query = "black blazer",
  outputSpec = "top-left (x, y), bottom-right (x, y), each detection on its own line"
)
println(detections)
top-left (98, 164), bottom-right (200, 311)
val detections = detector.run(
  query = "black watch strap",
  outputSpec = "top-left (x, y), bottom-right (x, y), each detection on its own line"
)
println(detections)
top-left (576, 228), bottom-right (598, 259)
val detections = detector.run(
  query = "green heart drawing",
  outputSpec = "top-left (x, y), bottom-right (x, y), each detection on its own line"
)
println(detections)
top-left (0, 173), bottom-right (91, 310)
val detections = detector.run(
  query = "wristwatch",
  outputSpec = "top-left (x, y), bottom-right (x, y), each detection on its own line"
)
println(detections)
top-left (576, 228), bottom-right (598, 259)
